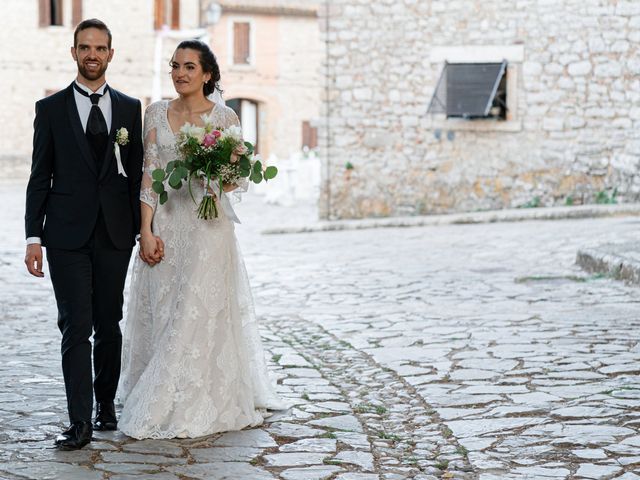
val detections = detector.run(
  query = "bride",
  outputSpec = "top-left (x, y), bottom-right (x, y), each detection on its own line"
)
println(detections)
top-left (118, 40), bottom-right (286, 439)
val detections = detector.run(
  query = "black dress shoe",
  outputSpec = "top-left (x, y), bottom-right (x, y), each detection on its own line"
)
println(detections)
top-left (93, 401), bottom-right (117, 431)
top-left (55, 421), bottom-right (92, 450)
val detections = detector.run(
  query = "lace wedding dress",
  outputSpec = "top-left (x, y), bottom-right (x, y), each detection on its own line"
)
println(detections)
top-left (118, 100), bottom-right (286, 439)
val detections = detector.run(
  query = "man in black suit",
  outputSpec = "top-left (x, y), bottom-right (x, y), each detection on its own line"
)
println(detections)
top-left (24, 19), bottom-right (144, 449)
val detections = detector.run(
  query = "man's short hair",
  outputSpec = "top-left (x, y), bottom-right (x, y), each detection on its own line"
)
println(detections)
top-left (73, 19), bottom-right (112, 49)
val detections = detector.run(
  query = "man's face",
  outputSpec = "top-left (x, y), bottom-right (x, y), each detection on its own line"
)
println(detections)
top-left (71, 27), bottom-right (113, 82)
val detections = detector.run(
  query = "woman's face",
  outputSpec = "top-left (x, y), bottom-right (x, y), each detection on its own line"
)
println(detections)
top-left (170, 48), bottom-right (211, 97)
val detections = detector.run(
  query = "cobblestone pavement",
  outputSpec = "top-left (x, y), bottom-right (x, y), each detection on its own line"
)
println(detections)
top-left (1, 182), bottom-right (639, 479)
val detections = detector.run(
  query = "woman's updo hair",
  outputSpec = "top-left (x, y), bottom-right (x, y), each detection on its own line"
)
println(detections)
top-left (174, 39), bottom-right (222, 96)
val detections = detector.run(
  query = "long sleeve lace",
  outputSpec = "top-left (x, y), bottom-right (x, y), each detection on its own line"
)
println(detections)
top-left (139, 103), bottom-right (163, 212)
top-left (223, 107), bottom-right (249, 198)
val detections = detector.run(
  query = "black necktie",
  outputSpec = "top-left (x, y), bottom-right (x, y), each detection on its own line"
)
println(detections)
top-left (74, 83), bottom-right (109, 172)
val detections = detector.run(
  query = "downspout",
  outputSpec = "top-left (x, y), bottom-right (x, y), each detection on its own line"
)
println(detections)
top-left (323, 0), bottom-right (331, 219)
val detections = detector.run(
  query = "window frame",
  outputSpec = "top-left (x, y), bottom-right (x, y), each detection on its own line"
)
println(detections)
top-left (228, 16), bottom-right (255, 68)
top-left (427, 45), bottom-right (523, 132)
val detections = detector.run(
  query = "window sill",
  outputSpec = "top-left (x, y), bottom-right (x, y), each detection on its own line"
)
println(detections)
top-left (429, 116), bottom-right (522, 132)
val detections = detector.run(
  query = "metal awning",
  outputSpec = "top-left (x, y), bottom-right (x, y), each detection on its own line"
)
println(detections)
top-left (428, 60), bottom-right (507, 118)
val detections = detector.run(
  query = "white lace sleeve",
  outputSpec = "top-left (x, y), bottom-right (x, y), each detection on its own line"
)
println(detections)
top-left (223, 107), bottom-right (249, 200)
top-left (140, 103), bottom-right (163, 212)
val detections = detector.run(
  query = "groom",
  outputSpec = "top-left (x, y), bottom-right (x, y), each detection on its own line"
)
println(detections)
top-left (24, 19), bottom-right (143, 449)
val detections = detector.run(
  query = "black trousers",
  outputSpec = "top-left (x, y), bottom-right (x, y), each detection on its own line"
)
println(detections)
top-left (46, 211), bottom-right (132, 423)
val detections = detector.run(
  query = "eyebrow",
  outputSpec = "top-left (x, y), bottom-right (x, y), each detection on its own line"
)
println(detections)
top-left (172, 61), bottom-right (197, 66)
top-left (77, 43), bottom-right (108, 49)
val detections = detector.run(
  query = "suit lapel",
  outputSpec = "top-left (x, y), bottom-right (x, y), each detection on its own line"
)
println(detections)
top-left (65, 83), bottom-right (98, 176)
top-left (99, 87), bottom-right (120, 180)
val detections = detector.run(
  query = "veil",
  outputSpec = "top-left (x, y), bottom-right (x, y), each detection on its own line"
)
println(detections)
top-left (208, 89), bottom-right (226, 108)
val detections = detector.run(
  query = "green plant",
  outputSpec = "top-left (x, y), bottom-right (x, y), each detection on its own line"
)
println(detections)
top-left (595, 188), bottom-right (618, 204)
top-left (345, 161), bottom-right (354, 170)
top-left (520, 196), bottom-right (541, 208)
top-left (565, 195), bottom-right (574, 206)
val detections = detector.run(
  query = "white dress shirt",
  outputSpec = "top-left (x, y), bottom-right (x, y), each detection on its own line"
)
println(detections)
top-left (27, 81), bottom-right (112, 246)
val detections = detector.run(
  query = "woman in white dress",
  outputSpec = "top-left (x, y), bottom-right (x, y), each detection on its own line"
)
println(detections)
top-left (118, 40), bottom-right (285, 439)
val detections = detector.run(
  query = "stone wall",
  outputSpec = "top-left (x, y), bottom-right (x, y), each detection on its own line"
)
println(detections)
top-left (318, 0), bottom-right (640, 219)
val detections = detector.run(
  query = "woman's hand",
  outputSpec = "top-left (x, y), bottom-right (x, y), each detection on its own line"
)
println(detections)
top-left (139, 233), bottom-right (164, 266)
top-left (223, 182), bottom-right (237, 193)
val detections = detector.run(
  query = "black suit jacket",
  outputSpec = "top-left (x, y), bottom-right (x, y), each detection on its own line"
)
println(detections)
top-left (25, 83), bottom-right (144, 250)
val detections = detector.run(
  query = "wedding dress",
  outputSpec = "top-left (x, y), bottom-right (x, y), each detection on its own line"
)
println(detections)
top-left (118, 100), bottom-right (286, 439)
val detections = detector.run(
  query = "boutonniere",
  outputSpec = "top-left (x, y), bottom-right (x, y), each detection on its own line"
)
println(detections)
top-left (114, 127), bottom-right (129, 177)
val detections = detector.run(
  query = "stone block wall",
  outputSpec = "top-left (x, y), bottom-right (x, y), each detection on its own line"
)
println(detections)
top-left (318, 0), bottom-right (640, 219)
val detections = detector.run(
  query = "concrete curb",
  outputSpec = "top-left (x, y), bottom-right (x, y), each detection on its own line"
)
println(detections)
top-left (576, 243), bottom-right (640, 285)
top-left (263, 203), bottom-right (640, 235)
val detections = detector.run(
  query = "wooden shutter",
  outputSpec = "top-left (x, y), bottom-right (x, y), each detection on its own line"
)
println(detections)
top-left (233, 22), bottom-right (250, 64)
top-left (51, 0), bottom-right (63, 26)
top-left (72, 0), bottom-right (82, 27)
top-left (154, 0), bottom-right (164, 30)
top-left (302, 121), bottom-right (318, 149)
top-left (171, 0), bottom-right (180, 30)
top-left (38, 0), bottom-right (50, 27)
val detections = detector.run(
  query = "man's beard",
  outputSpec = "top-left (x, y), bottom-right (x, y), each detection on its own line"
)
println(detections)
top-left (77, 60), bottom-right (108, 81)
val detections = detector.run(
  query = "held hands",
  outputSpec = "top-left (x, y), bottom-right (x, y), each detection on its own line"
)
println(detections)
top-left (25, 244), bottom-right (44, 277)
top-left (139, 233), bottom-right (165, 266)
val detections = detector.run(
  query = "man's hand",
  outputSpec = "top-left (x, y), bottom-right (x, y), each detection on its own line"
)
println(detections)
top-left (139, 234), bottom-right (164, 266)
top-left (25, 244), bottom-right (44, 277)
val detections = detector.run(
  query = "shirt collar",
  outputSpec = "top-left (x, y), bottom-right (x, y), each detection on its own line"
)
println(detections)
top-left (74, 80), bottom-right (109, 96)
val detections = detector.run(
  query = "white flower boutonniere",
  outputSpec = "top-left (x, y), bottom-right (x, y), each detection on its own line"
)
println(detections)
top-left (114, 127), bottom-right (129, 177)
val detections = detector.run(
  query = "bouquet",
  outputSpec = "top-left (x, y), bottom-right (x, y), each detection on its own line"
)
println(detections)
top-left (151, 114), bottom-right (277, 219)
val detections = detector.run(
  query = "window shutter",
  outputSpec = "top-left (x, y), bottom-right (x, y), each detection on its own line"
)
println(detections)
top-left (72, 0), bottom-right (82, 27)
top-left (233, 22), bottom-right (250, 64)
top-left (171, 0), bottom-right (180, 30)
top-left (38, 0), bottom-right (50, 27)
top-left (51, 0), bottom-right (63, 26)
top-left (154, 0), bottom-right (164, 30)
top-left (302, 121), bottom-right (318, 149)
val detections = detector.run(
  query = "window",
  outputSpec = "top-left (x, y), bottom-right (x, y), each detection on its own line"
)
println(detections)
top-left (227, 98), bottom-right (259, 151)
top-left (233, 22), bottom-right (251, 65)
top-left (302, 121), bottom-right (318, 150)
top-left (39, 0), bottom-right (62, 27)
top-left (154, 0), bottom-right (180, 30)
top-left (428, 61), bottom-right (507, 119)
top-left (39, 0), bottom-right (83, 27)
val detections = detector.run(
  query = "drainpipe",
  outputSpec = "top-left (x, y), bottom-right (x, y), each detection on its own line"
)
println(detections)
top-left (323, 0), bottom-right (331, 219)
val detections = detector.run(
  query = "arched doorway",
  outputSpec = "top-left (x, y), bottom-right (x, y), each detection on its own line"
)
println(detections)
top-left (226, 98), bottom-right (258, 152)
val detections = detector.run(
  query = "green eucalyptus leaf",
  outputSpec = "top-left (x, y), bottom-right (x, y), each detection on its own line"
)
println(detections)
top-left (152, 181), bottom-right (165, 194)
top-left (253, 161), bottom-right (262, 174)
top-left (152, 169), bottom-right (165, 182)
top-left (166, 161), bottom-right (177, 172)
top-left (264, 166), bottom-right (278, 180)
top-left (239, 157), bottom-right (251, 171)
top-left (159, 191), bottom-right (168, 205)
top-left (169, 171), bottom-right (183, 189)
top-left (250, 171), bottom-right (263, 184)
top-left (177, 166), bottom-right (189, 179)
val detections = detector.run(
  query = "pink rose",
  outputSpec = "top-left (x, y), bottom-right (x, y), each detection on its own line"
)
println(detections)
top-left (230, 153), bottom-right (239, 164)
top-left (213, 130), bottom-right (222, 138)
top-left (202, 133), bottom-right (217, 147)
top-left (233, 144), bottom-right (248, 155)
